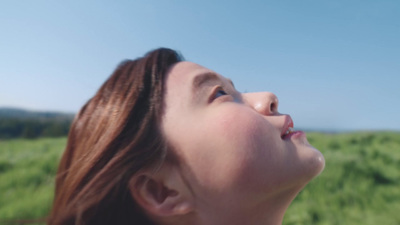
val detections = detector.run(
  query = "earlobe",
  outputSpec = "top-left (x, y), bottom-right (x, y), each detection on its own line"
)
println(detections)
top-left (129, 165), bottom-right (194, 217)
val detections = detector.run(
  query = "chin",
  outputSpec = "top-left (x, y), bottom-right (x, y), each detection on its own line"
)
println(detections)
top-left (289, 137), bottom-right (325, 180)
top-left (303, 145), bottom-right (325, 180)
top-left (313, 149), bottom-right (325, 176)
top-left (297, 134), bottom-right (324, 170)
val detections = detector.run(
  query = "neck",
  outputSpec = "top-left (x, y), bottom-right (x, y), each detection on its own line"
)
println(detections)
top-left (197, 186), bottom-right (304, 225)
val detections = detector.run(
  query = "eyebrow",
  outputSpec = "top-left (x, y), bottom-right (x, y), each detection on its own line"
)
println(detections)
top-left (192, 72), bottom-right (234, 91)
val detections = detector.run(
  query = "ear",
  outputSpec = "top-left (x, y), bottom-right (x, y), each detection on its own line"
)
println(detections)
top-left (129, 164), bottom-right (194, 217)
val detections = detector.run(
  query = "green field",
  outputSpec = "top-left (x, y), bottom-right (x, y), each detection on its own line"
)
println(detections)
top-left (0, 137), bottom-right (66, 225)
top-left (0, 132), bottom-right (399, 224)
top-left (285, 132), bottom-right (400, 225)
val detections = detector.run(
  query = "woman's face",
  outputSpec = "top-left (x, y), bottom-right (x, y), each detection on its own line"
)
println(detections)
top-left (161, 62), bottom-right (325, 212)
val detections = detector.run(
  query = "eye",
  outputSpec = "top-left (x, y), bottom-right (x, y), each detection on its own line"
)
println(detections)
top-left (209, 86), bottom-right (231, 103)
top-left (215, 88), bottom-right (228, 98)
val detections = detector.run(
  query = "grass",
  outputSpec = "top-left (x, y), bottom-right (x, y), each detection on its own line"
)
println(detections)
top-left (0, 138), bottom-right (66, 224)
top-left (0, 132), bottom-right (399, 224)
top-left (284, 131), bottom-right (400, 225)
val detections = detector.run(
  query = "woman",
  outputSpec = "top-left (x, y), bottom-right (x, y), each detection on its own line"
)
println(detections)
top-left (48, 48), bottom-right (325, 225)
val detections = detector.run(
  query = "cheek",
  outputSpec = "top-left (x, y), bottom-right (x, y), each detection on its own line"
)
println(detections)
top-left (188, 107), bottom-right (283, 193)
top-left (213, 109), bottom-right (272, 152)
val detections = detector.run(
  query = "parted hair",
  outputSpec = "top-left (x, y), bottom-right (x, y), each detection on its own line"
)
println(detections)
top-left (48, 48), bottom-right (182, 225)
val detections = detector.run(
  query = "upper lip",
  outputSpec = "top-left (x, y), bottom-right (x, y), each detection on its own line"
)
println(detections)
top-left (281, 115), bottom-right (294, 138)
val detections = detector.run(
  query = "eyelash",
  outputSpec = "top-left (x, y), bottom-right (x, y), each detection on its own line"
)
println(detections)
top-left (210, 86), bottom-right (229, 102)
top-left (215, 88), bottom-right (228, 98)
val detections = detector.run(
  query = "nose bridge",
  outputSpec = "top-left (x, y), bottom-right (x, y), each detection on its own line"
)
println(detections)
top-left (244, 92), bottom-right (279, 115)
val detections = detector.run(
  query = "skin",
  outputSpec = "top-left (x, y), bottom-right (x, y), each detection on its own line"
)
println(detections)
top-left (147, 61), bottom-right (325, 225)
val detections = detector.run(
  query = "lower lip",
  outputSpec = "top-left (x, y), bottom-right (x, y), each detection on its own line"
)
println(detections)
top-left (283, 130), bottom-right (305, 140)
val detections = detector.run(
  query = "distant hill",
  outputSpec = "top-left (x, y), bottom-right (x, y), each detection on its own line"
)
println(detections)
top-left (0, 107), bottom-right (75, 139)
top-left (0, 107), bottom-right (75, 120)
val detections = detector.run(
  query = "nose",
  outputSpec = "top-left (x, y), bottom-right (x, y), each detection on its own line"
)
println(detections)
top-left (243, 92), bottom-right (279, 115)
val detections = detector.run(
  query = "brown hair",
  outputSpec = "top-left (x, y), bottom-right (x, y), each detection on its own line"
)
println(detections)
top-left (48, 48), bottom-right (182, 225)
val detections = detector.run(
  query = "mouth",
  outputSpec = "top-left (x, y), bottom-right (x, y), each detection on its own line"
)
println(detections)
top-left (281, 115), bottom-right (306, 140)
top-left (281, 115), bottom-right (295, 139)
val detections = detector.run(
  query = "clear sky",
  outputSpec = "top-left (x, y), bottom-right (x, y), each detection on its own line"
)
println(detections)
top-left (1, 0), bottom-right (399, 131)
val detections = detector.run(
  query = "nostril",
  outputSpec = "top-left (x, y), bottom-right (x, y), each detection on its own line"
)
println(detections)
top-left (270, 102), bottom-right (276, 113)
top-left (246, 92), bottom-right (279, 115)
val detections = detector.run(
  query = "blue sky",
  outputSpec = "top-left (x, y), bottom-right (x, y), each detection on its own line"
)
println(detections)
top-left (1, 0), bottom-right (399, 131)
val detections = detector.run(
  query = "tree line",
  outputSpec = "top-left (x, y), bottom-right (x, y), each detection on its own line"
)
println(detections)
top-left (0, 107), bottom-right (74, 139)
top-left (0, 118), bottom-right (72, 139)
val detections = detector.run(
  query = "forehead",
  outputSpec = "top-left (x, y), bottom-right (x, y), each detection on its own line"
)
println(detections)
top-left (166, 61), bottom-right (215, 87)
top-left (163, 61), bottom-right (224, 112)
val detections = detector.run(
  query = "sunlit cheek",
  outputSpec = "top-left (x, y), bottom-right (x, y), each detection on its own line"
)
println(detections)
top-left (198, 109), bottom-right (280, 190)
